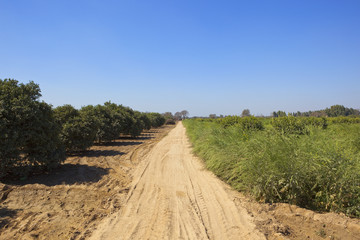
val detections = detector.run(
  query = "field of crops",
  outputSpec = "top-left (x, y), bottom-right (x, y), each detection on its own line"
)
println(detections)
top-left (183, 116), bottom-right (360, 217)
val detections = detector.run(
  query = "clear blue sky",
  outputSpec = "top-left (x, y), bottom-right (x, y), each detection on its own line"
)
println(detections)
top-left (1, 0), bottom-right (359, 116)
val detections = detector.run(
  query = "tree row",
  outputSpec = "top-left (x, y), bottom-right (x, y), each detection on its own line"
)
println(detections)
top-left (0, 79), bottom-right (166, 178)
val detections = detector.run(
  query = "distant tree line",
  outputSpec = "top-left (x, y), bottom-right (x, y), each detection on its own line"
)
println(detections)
top-left (0, 79), bottom-right (166, 178)
top-left (273, 105), bottom-right (360, 118)
top-left (187, 105), bottom-right (359, 120)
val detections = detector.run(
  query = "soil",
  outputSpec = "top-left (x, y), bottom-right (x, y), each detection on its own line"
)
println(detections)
top-left (89, 122), bottom-right (264, 240)
top-left (1, 122), bottom-right (359, 239)
top-left (0, 125), bottom-right (174, 240)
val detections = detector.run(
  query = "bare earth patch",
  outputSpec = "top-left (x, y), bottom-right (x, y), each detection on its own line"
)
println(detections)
top-left (232, 191), bottom-right (360, 240)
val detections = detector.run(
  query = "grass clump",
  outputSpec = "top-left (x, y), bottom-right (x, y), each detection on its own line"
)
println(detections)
top-left (183, 118), bottom-right (360, 217)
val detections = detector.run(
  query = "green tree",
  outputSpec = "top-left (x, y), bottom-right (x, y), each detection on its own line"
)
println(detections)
top-left (53, 104), bottom-right (79, 124)
top-left (148, 112), bottom-right (166, 127)
top-left (140, 113), bottom-right (152, 130)
top-left (273, 110), bottom-right (287, 117)
top-left (163, 112), bottom-right (176, 124)
top-left (79, 103), bottom-right (121, 143)
top-left (129, 111), bottom-right (145, 137)
top-left (241, 109), bottom-right (251, 117)
top-left (54, 105), bottom-right (96, 152)
top-left (325, 105), bottom-right (347, 117)
top-left (0, 79), bottom-right (65, 178)
top-left (181, 110), bottom-right (189, 119)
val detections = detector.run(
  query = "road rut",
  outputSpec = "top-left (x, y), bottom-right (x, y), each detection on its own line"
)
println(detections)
top-left (90, 122), bottom-right (265, 240)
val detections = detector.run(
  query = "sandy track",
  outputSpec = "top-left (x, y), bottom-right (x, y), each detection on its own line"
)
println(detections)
top-left (90, 122), bottom-right (265, 240)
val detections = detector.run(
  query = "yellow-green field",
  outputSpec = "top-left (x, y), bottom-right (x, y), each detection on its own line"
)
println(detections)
top-left (184, 116), bottom-right (360, 217)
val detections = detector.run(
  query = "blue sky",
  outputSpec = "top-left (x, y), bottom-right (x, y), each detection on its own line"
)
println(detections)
top-left (1, 0), bottom-right (359, 116)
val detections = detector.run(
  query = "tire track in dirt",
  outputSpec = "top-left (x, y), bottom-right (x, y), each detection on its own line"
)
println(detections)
top-left (89, 122), bottom-right (265, 240)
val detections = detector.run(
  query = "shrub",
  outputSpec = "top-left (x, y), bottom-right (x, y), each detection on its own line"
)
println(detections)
top-left (217, 116), bottom-right (241, 127)
top-left (239, 116), bottom-right (264, 131)
top-left (271, 117), bottom-right (328, 135)
top-left (0, 79), bottom-right (65, 178)
top-left (329, 116), bottom-right (360, 124)
top-left (218, 116), bottom-right (264, 131)
top-left (301, 117), bottom-right (328, 129)
top-left (271, 116), bottom-right (308, 135)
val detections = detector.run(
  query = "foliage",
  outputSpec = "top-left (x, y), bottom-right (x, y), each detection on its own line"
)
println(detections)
top-left (184, 118), bottom-right (360, 217)
top-left (241, 109), bottom-right (251, 117)
top-left (147, 112), bottom-right (166, 128)
top-left (325, 105), bottom-right (358, 117)
top-left (165, 118), bottom-right (176, 125)
top-left (301, 117), bottom-right (328, 129)
top-left (54, 105), bottom-right (96, 152)
top-left (217, 116), bottom-right (264, 131)
top-left (128, 111), bottom-right (145, 138)
top-left (174, 110), bottom-right (189, 120)
top-left (292, 105), bottom-right (359, 117)
top-left (140, 113), bottom-right (152, 130)
top-left (271, 116), bottom-right (308, 135)
top-left (0, 79), bottom-right (65, 178)
top-left (79, 103), bottom-right (161, 141)
top-left (53, 104), bottom-right (79, 124)
top-left (79, 104), bottom-right (117, 143)
top-left (0, 79), bottom-right (166, 177)
top-left (80, 103), bottom-right (129, 142)
top-left (163, 112), bottom-right (177, 124)
top-left (272, 110), bottom-right (287, 117)
top-left (328, 116), bottom-right (360, 124)
top-left (271, 116), bottom-right (328, 135)
top-left (180, 110), bottom-right (189, 119)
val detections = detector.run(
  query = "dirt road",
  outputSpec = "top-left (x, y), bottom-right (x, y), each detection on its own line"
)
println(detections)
top-left (90, 122), bottom-right (265, 240)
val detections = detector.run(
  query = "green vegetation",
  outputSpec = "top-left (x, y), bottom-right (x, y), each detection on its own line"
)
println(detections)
top-left (0, 79), bottom-right (166, 178)
top-left (0, 79), bottom-right (65, 178)
top-left (271, 116), bottom-right (327, 135)
top-left (53, 104), bottom-right (97, 152)
top-left (218, 116), bottom-right (264, 130)
top-left (148, 112), bottom-right (166, 128)
top-left (281, 104), bottom-right (359, 117)
top-left (184, 116), bottom-right (360, 217)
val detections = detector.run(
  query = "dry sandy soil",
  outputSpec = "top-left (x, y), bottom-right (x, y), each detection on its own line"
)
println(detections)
top-left (1, 122), bottom-right (359, 239)
top-left (0, 126), bottom-right (173, 240)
